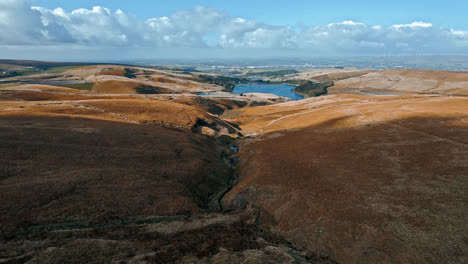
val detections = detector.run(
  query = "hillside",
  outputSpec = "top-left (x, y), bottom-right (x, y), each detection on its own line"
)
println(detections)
top-left (0, 66), bottom-right (324, 263)
top-left (0, 65), bottom-right (467, 263)
top-left (222, 93), bottom-right (468, 263)
top-left (328, 69), bottom-right (468, 96)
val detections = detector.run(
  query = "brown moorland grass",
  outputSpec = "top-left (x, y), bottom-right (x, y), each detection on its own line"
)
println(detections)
top-left (1, 84), bottom-right (90, 93)
top-left (83, 98), bottom-right (210, 128)
top-left (92, 80), bottom-right (170, 94)
top-left (153, 76), bottom-right (179, 84)
top-left (0, 89), bottom-right (238, 132)
top-left (1, 84), bottom-right (150, 100)
top-left (0, 91), bottom-right (114, 101)
top-left (151, 76), bottom-right (210, 89)
top-left (329, 69), bottom-right (468, 96)
top-left (223, 94), bottom-right (468, 263)
top-left (0, 104), bottom-right (128, 123)
top-left (0, 210), bottom-right (325, 263)
top-left (59, 82), bottom-right (95, 91)
top-left (173, 96), bottom-right (251, 115)
top-left (2, 66), bottom-right (466, 263)
top-left (311, 70), bottom-right (374, 82)
top-left (384, 69), bottom-right (468, 81)
top-left (0, 115), bottom-right (231, 229)
top-left (99, 68), bottom-right (126, 77)
top-left (0, 95), bottom-right (324, 263)
top-left (221, 94), bottom-right (366, 132)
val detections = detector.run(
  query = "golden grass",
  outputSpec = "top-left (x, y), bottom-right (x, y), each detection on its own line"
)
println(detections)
top-left (25, 84), bottom-right (90, 93)
top-left (0, 88), bottom-right (223, 130)
top-left (385, 69), bottom-right (468, 81)
top-left (84, 99), bottom-right (208, 128)
top-left (329, 69), bottom-right (468, 95)
top-left (223, 94), bottom-right (468, 263)
top-left (99, 69), bottom-right (126, 77)
top-left (60, 83), bottom-right (94, 91)
top-left (92, 80), bottom-right (170, 94)
top-left (0, 83), bottom-right (21, 88)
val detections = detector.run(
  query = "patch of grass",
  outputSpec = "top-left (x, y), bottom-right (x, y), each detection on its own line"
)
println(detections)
top-left (0, 69), bottom-right (41, 78)
top-left (60, 83), bottom-right (94, 91)
top-left (124, 68), bottom-right (137, 78)
top-left (135, 85), bottom-right (168, 94)
top-left (197, 75), bottom-right (249, 92)
top-left (22, 69), bottom-right (45, 76)
top-left (292, 80), bottom-right (333, 97)
top-left (0, 83), bottom-right (21, 88)
top-left (47, 66), bottom-right (84, 74)
top-left (245, 69), bottom-right (299, 77)
top-left (222, 110), bottom-right (244, 119)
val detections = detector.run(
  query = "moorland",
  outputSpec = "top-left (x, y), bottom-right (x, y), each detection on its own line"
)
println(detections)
top-left (0, 60), bottom-right (467, 263)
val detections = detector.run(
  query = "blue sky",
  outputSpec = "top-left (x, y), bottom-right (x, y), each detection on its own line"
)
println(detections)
top-left (1, 0), bottom-right (467, 61)
top-left (33, 0), bottom-right (468, 28)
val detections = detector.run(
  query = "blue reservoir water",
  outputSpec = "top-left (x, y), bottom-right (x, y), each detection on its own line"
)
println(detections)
top-left (233, 84), bottom-right (304, 100)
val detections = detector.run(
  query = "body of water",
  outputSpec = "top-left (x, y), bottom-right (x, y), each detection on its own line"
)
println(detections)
top-left (233, 84), bottom-right (303, 100)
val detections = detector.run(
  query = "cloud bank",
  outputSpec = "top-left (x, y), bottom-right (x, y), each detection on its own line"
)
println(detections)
top-left (0, 0), bottom-right (467, 60)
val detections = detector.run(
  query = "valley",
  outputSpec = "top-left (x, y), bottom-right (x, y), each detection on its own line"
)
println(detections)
top-left (0, 60), bottom-right (467, 263)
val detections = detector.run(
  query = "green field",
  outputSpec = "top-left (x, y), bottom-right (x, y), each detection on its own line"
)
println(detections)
top-left (0, 83), bottom-right (21, 88)
top-left (47, 66), bottom-right (85, 74)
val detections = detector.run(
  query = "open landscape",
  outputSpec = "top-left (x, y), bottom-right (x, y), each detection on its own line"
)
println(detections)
top-left (0, 59), bottom-right (466, 263)
top-left (1, 0), bottom-right (468, 263)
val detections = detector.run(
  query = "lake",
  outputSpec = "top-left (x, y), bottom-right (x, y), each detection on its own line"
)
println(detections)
top-left (232, 84), bottom-right (303, 100)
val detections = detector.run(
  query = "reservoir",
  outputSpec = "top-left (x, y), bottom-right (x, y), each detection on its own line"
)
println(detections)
top-left (233, 84), bottom-right (304, 100)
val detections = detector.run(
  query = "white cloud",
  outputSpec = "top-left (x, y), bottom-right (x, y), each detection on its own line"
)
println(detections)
top-left (393, 21), bottom-right (433, 29)
top-left (0, 0), bottom-right (49, 44)
top-left (328, 21), bottom-right (365, 27)
top-left (0, 0), bottom-right (467, 58)
top-left (451, 29), bottom-right (468, 37)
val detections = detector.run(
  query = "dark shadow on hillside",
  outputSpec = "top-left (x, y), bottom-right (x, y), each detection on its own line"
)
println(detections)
top-left (0, 114), bottom-right (334, 264)
top-left (224, 115), bottom-right (467, 263)
top-left (0, 115), bottom-right (232, 229)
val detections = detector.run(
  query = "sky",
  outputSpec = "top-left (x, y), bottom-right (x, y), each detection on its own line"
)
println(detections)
top-left (1, 0), bottom-right (467, 62)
